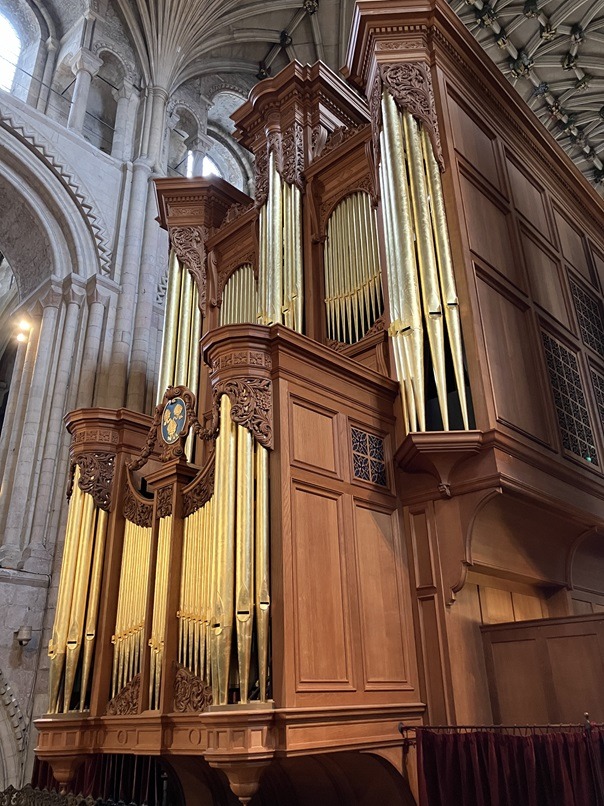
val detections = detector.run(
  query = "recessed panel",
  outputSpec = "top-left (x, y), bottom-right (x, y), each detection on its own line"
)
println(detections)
top-left (521, 232), bottom-right (569, 327)
top-left (291, 399), bottom-right (338, 475)
top-left (491, 640), bottom-right (549, 723)
top-left (448, 96), bottom-right (500, 190)
top-left (507, 159), bottom-right (548, 236)
top-left (292, 486), bottom-right (352, 687)
top-left (354, 504), bottom-right (408, 687)
top-left (476, 277), bottom-right (550, 443)
top-left (553, 209), bottom-right (591, 281)
top-left (461, 175), bottom-right (523, 289)
top-left (546, 634), bottom-right (604, 722)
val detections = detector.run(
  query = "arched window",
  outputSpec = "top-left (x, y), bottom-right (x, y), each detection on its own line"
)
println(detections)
top-left (202, 155), bottom-right (220, 178)
top-left (0, 15), bottom-right (20, 93)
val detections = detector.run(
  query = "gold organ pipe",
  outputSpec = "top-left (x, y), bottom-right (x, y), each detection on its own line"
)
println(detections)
top-left (185, 284), bottom-right (201, 461)
top-left (235, 425), bottom-right (254, 703)
top-left (404, 111), bottom-right (448, 430)
top-left (258, 206), bottom-right (268, 325)
top-left (80, 507), bottom-right (108, 710)
top-left (422, 129), bottom-right (470, 429)
top-left (48, 468), bottom-right (84, 713)
top-left (270, 155), bottom-right (283, 325)
top-left (324, 218), bottom-right (333, 339)
top-left (381, 91), bottom-right (425, 430)
top-left (282, 182), bottom-right (292, 328)
top-left (63, 492), bottom-right (96, 711)
top-left (255, 444), bottom-right (270, 702)
top-left (293, 185), bottom-right (303, 332)
top-left (379, 136), bottom-right (413, 433)
top-left (149, 514), bottom-right (172, 709)
top-left (204, 496), bottom-right (214, 684)
top-left (112, 519), bottom-right (130, 698)
top-left (194, 508), bottom-right (202, 677)
top-left (157, 251), bottom-right (181, 400)
top-left (175, 269), bottom-right (193, 387)
top-left (213, 394), bottom-right (237, 705)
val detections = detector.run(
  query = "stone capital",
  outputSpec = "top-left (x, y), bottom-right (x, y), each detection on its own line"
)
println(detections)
top-left (112, 78), bottom-right (137, 103)
top-left (187, 133), bottom-right (213, 154)
top-left (62, 273), bottom-right (86, 306)
top-left (86, 274), bottom-right (119, 306)
top-left (70, 48), bottom-right (103, 79)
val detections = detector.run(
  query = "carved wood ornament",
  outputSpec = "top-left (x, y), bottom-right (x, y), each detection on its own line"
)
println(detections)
top-left (213, 378), bottom-right (273, 449)
top-left (106, 673), bottom-right (140, 715)
top-left (174, 665), bottom-right (212, 712)
top-left (371, 62), bottom-right (444, 172)
top-left (169, 225), bottom-right (209, 314)
top-left (123, 484), bottom-right (153, 528)
top-left (182, 455), bottom-right (215, 518)
top-left (75, 452), bottom-right (115, 511)
top-left (254, 120), bottom-right (306, 208)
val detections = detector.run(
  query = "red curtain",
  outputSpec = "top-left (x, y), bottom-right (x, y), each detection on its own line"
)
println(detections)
top-left (417, 726), bottom-right (604, 806)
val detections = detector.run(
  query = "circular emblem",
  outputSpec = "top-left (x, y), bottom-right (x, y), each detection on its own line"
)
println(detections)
top-left (161, 397), bottom-right (187, 444)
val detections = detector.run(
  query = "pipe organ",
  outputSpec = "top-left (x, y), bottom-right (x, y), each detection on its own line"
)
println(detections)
top-left (41, 56), bottom-right (473, 805)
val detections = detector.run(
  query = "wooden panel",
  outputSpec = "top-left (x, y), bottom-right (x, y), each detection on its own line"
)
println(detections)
top-left (446, 583), bottom-right (492, 723)
top-left (507, 158), bottom-right (548, 236)
top-left (572, 598), bottom-right (594, 616)
top-left (591, 247), bottom-right (604, 292)
top-left (546, 634), bottom-right (604, 721)
top-left (292, 485), bottom-right (352, 687)
top-left (354, 504), bottom-right (407, 687)
top-left (521, 231), bottom-right (570, 327)
top-left (291, 399), bottom-right (339, 476)
top-left (409, 509), bottom-right (434, 588)
top-left (490, 639), bottom-right (549, 723)
top-left (476, 277), bottom-right (550, 442)
top-left (553, 208), bottom-right (591, 281)
top-left (448, 96), bottom-right (500, 190)
top-left (461, 176), bottom-right (523, 288)
top-left (479, 586), bottom-right (514, 624)
top-left (512, 591), bottom-right (544, 621)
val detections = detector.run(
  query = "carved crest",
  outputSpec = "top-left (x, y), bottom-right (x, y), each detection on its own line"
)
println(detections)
top-left (174, 665), bottom-right (212, 712)
top-left (76, 452), bottom-right (115, 511)
top-left (169, 225), bottom-right (209, 314)
top-left (213, 378), bottom-right (273, 449)
top-left (106, 673), bottom-right (140, 715)
top-left (379, 62), bottom-right (444, 170)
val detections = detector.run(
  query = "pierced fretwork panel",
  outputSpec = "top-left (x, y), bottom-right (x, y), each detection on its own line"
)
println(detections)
top-left (569, 277), bottom-right (604, 359)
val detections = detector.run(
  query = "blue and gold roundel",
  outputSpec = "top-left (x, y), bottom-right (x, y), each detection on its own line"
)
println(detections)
top-left (161, 397), bottom-right (186, 444)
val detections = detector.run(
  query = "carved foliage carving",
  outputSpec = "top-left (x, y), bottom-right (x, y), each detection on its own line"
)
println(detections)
top-left (213, 378), bottom-right (273, 449)
top-left (182, 456), bottom-right (215, 518)
top-left (281, 120), bottom-right (305, 189)
top-left (156, 486), bottom-right (173, 519)
top-left (169, 225), bottom-right (209, 314)
top-left (106, 673), bottom-right (140, 715)
top-left (379, 62), bottom-right (444, 170)
top-left (255, 141), bottom-right (269, 208)
top-left (123, 484), bottom-right (153, 527)
top-left (321, 124), bottom-right (371, 158)
top-left (174, 665), bottom-right (212, 712)
top-left (76, 452), bottom-right (115, 511)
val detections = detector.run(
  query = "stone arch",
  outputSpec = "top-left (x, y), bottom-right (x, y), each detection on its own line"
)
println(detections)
top-left (0, 0), bottom-right (43, 100)
top-left (0, 115), bottom-right (109, 295)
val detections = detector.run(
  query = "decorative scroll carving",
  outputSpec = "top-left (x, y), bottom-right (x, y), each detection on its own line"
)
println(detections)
top-left (123, 484), bottom-right (153, 527)
top-left (169, 225), bottom-right (209, 314)
top-left (369, 71), bottom-right (383, 180)
top-left (156, 486), bottom-right (173, 519)
top-left (281, 120), bottom-right (305, 189)
top-left (106, 673), bottom-right (140, 715)
top-left (311, 124), bottom-right (328, 160)
top-left (379, 62), bottom-right (444, 170)
top-left (222, 201), bottom-right (254, 228)
top-left (174, 665), bottom-right (213, 712)
top-left (213, 378), bottom-right (273, 449)
top-left (321, 124), bottom-right (370, 158)
top-left (182, 456), bottom-right (215, 518)
top-left (326, 315), bottom-right (385, 352)
top-left (255, 142), bottom-right (269, 208)
top-left (73, 429), bottom-right (118, 445)
top-left (76, 452), bottom-right (115, 511)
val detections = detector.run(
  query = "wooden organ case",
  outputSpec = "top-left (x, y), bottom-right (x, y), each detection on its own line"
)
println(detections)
top-left (36, 2), bottom-right (604, 805)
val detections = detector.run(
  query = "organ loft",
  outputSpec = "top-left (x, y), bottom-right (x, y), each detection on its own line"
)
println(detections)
top-left (26, 1), bottom-right (604, 804)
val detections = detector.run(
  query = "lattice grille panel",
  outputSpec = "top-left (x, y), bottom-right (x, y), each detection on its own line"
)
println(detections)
top-left (542, 332), bottom-right (598, 466)
top-left (569, 278), bottom-right (604, 359)
top-left (591, 367), bottom-right (604, 432)
top-left (351, 427), bottom-right (387, 486)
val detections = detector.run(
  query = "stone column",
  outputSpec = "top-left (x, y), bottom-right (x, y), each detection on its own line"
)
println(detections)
top-left (0, 280), bottom-right (62, 569)
top-left (67, 48), bottom-right (103, 134)
top-left (188, 133), bottom-right (213, 176)
top-left (146, 86), bottom-right (169, 170)
top-left (76, 276), bottom-right (115, 408)
top-left (27, 278), bottom-right (85, 561)
top-left (111, 79), bottom-right (140, 162)
top-left (0, 330), bottom-right (28, 474)
top-left (35, 38), bottom-right (57, 112)
top-left (103, 158), bottom-right (153, 407)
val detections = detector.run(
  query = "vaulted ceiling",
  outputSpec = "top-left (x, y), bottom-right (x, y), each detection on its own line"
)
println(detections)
top-left (450, 0), bottom-right (604, 193)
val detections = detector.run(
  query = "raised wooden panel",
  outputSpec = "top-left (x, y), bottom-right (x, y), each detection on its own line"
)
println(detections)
top-left (512, 591), bottom-right (544, 621)
top-left (292, 485), bottom-right (353, 688)
top-left (290, 398), bottom-right (339, 476)
top-left (409, 509), bottom-right (434, 589)
top-left (490, 639), bottom-right (549, 723)
top-left (546, 634), bottom-right (604, 721)
top-left (553, 208), bottom-right (591, 281)
top-left (521, 231), bottom-right (569, 327)
top-left (460, 175), bottom-right (523, 289)
top-left (448, 96), bottom-right (500, 190)
top-left (353, 504), bottom-right (408, 688)
top-left (476, 276), bottom-right (550, 442)
top-left (572, 598), bottom-right (594, 616)
top-left (506, 158), bottom-right (548, 236)
top-left (591, 247), bottom-right (604, 292)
